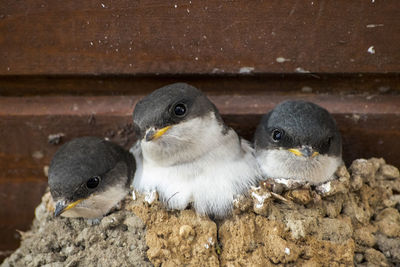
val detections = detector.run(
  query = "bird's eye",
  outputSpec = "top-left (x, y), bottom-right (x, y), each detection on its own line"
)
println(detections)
top-left (272, 129), bottom-right (284, 142)
top-left (86, 176), bottom-right (100, 189)
top-left (173, 103), bottom-right (187, 117)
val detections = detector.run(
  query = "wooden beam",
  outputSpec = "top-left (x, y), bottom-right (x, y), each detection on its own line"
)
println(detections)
top-left (0, 74), bottom-right (399, 95)
top-left (1, 0), bottom-right (399, 75)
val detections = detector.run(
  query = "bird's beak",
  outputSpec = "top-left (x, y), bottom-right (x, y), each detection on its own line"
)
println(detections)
top-left (288, 146), bottom-right (319, 158)
top-left (145, 126), bottom-right (171, 142)
top-left (54, 199), bottom-right (83, 217)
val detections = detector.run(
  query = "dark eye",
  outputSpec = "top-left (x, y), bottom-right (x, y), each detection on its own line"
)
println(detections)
top-left (272, 129), bottom-right (284, 142)
top-left (173, 103), bottom-right (187, 117)
top-left (86, 176), bottom-right (100, 189)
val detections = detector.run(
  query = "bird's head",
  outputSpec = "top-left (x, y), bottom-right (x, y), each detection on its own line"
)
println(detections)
top-left (48, 137), bottom-right (134, 218)
top-left (132, 83), bottom-right (227, 164)
top-left (255, 100), bottom-right (342, 160)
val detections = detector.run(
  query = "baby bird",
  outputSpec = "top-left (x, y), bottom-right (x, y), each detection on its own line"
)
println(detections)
top-left (254, 100), bottom-right (342, 187)
top-left (48, 137), bottom-right (135, 218)
top-left (132, 83), bottom-right (261, 218)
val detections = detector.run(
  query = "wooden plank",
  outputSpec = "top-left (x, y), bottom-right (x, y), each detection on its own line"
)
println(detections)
top-left (1, 94), bottom-right (399, 164)
top-left (1, 0), bottom-right (399, 75)
top-left (0, 74), bottom-right (399, 95)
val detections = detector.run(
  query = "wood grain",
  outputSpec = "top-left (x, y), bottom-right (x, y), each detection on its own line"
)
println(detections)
top-left (0, 74), bottom-right (399, 96)
top-left (1, 0), bottom-right (399, 75)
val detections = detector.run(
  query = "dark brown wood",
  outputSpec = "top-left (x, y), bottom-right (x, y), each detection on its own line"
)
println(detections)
top-left (1, 1), bottom-right (399, 75)
top-left (0, 74), bottom-right (399, 96)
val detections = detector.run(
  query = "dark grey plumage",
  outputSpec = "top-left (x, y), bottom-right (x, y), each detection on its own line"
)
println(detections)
top-left (48, 137), bottom-right (135, 218)
top-left (254, 100), bottom-right (342, 186)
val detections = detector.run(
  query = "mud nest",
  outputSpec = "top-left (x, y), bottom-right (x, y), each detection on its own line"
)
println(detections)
top-left (2, 157), bottom-right (400, 267)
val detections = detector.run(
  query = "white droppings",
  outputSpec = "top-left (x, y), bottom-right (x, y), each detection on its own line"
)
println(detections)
top-left (101, 3), bottom-right (106, 8)
top-left (186, 8), bottom-right (190, 13)
top-left (251, 191), bottom-right (271, 209)
top-left (129, 63), bottom-right (133, 67)
top-left (317, 181), bottom-right (331, 193)
top-left (366, 24), bottom-right (384, 28)
top-left (367, 46), bottom-right (375, 54)
top-left (239, 67), bottom-right (255, 74)
top-left (276, 57), bottom-right (290, 63)
top-left (90, 41), bottom-right (94, 46)
top-left (274, 178), bottom-right (291, 186)
top-left (32, 151), bottom-right (44, 160)
top-left (131, 190), bottom-right (136, 201)
top-left (204, 237), bottom-right (214, 249)
top-left (212, 68), bottom-right (224, 73)
top-left (6, 67), bottom-right (10, 71)
top-left (174, 4), bottom-right (177, 8)
top-left (295, 67), bottom-right (310, 73)
top-left (352, 114), bottom-right (361, 122)
top-left (285, 247), bottom-right (291, 255)
top-left (195, 57), bottom-right (199, 61)
top-left (115, 48), bottom-right (119, 52)
top-left (371, 0), bottom-right (375, 3)
top-left (144, 190), bottom-right (157, 204)
top-left (301, 86), bottom-right (313, 93)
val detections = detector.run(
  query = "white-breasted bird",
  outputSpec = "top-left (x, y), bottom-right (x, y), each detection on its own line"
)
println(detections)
top-left (254, 100), bottom-right (342, 187)
top-left (131, 83), bottom-right (262, 218)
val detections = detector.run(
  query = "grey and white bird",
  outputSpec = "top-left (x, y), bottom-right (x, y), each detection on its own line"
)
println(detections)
top-left (254, 100), bottom-right (342, 187)
top-left (132, 83), bottom-right (261, 218)
top-left (48, 137), bottom-right (135, 218)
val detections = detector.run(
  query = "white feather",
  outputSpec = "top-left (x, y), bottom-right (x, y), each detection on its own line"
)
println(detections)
top-left (131, 113), bottom-right (261, 217)
top-left (256, 149), bottom-right (342, 186)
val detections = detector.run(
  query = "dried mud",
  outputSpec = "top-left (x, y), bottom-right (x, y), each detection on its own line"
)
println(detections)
top-left (2, 157), bottom-right (400, 266)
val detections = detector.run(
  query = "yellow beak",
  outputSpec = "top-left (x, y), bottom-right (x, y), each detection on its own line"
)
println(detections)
top-left (145, 126), bottom-right (171, 141)
top-left (54, 199), bottom-right (83, 217)
top-left (288, 147), bottom-right (319, 158)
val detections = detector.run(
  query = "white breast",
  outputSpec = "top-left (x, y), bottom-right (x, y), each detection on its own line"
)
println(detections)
top-left (131, 113), bottom-right (262, 218)
top-left (256, 149), bottom-right (342, 186)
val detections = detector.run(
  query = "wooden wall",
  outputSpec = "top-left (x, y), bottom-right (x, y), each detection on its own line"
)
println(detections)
top-left (0, 0), bottom-right (399, 261)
